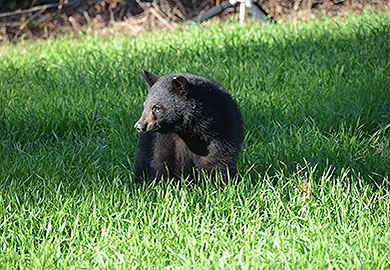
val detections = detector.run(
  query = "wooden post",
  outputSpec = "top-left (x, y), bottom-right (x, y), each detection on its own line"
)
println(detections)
top-left (239, 1), bottom-right (245, 23)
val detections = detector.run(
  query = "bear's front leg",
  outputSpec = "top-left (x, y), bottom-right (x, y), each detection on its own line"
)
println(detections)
top-left (134, 133), bottom-right (155, 183)
top-left (151, 133), bottom-right (179, 182)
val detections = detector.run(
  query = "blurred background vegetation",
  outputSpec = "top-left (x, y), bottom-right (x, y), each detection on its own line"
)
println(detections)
top-left (0, 0), bottom-right (388, 41)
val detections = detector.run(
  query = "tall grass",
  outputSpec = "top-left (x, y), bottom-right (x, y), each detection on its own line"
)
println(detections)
top-left (0, 11), bottom-right (389, 268)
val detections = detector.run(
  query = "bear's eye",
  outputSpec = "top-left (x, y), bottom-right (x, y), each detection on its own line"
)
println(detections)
top-left (152, 105), bottom-right (161, 114)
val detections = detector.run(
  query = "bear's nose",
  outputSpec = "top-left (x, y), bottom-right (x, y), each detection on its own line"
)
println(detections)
top-left (134, 122), bottom-right (146, 133)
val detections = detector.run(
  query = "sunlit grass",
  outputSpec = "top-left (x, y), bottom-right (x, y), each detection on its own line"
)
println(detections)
top-left (0, 11), bottom-right (389, 268)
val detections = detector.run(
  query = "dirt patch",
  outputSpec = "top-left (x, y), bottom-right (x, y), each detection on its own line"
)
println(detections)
top-left (0, 0), bottom-right (388, 42)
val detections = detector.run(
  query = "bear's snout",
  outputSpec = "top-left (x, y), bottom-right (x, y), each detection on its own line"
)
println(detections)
top-left (134, 105), bottom-right (159, 133)
top-left (134, 122), bottom-right (147, 133)
top-left (134, 118), bottom-right (160, 133)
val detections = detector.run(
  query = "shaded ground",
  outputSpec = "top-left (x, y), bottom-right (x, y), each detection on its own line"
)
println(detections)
top-left (0, 0), bottom-right (388, 41)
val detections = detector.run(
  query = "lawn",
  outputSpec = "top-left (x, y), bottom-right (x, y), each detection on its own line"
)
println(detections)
top-left (1, 11), bottom-right (390, 269)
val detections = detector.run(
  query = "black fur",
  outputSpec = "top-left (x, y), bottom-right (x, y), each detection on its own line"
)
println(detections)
top-left (134, 70), bottom-right (244, 184)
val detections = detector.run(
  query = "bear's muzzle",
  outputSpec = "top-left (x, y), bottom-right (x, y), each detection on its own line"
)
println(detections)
top-left (134, 119), bottom-right (160, 133)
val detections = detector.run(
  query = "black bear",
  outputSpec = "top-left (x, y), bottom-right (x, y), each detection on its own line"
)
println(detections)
top-left (134, 69), bottom-right (243, 184)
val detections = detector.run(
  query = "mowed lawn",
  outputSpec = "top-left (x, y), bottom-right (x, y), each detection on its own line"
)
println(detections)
top-left (1, 12), bottom-right (390, 269)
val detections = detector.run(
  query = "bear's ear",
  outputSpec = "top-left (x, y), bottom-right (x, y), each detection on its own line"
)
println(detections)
top-left (141, 69), bottom-right (160, 88)
top-left (171, 76), bottom-right (189, 96)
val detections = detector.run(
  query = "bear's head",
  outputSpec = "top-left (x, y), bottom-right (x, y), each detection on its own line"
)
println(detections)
top-left (134, 69), bottom-right (190, 134)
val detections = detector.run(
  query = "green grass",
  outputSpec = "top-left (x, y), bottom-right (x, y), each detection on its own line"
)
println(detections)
top-left (1, 11), bottom-right (390, 269)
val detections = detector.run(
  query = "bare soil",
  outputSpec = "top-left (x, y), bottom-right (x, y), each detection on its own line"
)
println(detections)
top-left (0, 0), bottom-right (388, 42)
